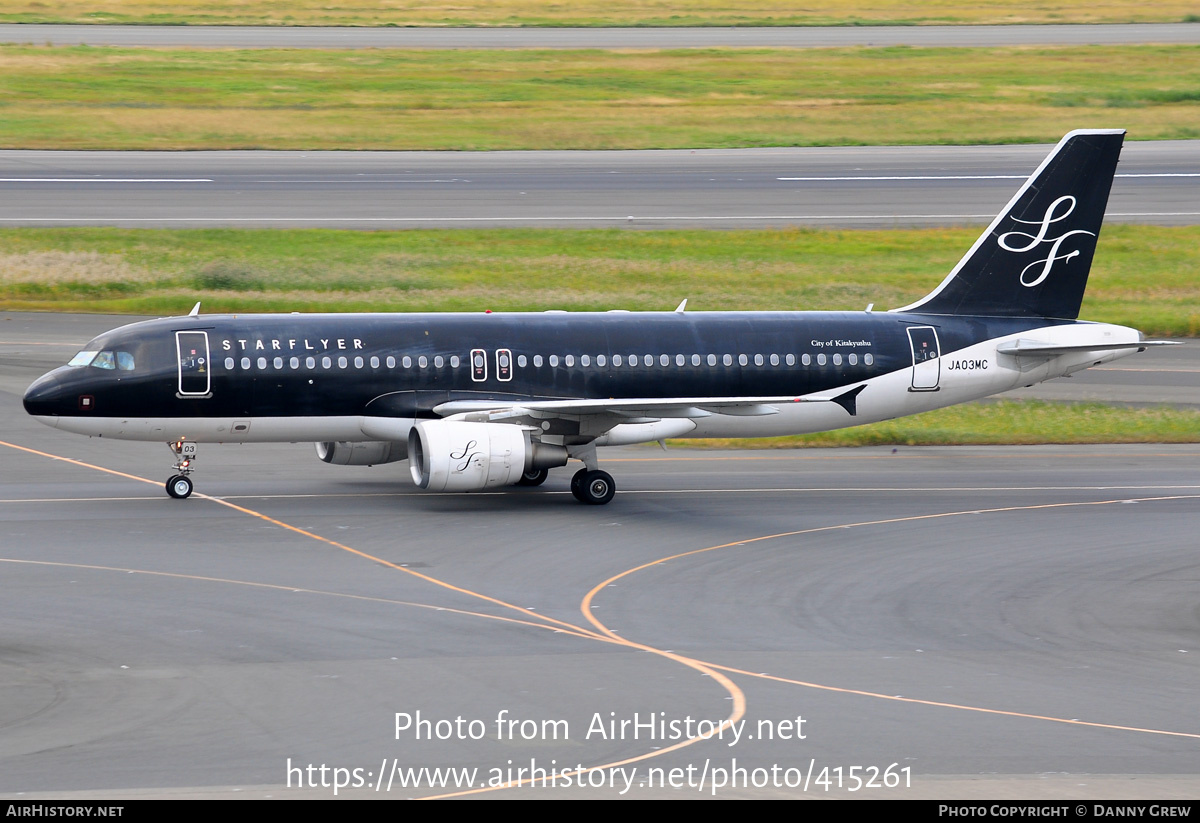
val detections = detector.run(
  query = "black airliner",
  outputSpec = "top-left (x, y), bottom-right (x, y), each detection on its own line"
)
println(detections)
top-left (23, 129), bottom-right (1169, 504)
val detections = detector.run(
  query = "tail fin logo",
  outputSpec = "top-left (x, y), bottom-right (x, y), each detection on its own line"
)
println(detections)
top-left (997, 195), bottom-right (1096, 288)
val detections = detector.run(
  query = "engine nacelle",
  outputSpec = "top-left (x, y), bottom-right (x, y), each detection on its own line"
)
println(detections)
top-left (315, 440), bottom-right (407, 466)
top-left (408, 420), bottom-right (567, 491)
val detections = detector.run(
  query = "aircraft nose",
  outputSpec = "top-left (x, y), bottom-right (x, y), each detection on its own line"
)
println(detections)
top-left (23, 371), bottom-right (65, 425)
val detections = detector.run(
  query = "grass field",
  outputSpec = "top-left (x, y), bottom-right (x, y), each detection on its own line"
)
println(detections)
top-left (2, 225), bottom-right (1196, 336)
top-left (0, 0), bottom-right (1193, 27)
top-left (0, 45), bottom-right (1197, 150)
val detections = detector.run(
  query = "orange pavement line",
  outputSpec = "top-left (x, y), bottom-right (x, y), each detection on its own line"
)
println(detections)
top-left (3, 438), bottom-right (747, 799)
top-left (581, 494), bottom-right (1200, 741)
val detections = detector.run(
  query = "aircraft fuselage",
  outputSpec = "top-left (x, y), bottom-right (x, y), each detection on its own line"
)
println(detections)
top-left (24, 309), bottom-right (1139, 445)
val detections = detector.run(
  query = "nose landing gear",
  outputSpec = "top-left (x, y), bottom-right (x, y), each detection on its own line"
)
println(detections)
top-left (166, 440), bottom-right (197, 499)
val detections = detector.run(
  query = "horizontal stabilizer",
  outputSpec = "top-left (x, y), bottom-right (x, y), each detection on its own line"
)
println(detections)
top-left (996, 339), bottom-right (1181, 357)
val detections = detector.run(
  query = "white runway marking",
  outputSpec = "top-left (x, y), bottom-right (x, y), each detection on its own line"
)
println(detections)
top-left (0, 178), bottom-right (213, 183)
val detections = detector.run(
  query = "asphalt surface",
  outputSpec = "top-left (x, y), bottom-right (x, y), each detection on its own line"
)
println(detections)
top-left (2, 140), bottom-right (1197, 229)
top-left (1, 313), bottom-right (1197, 799)
top-left (1, 22), bottom-right (1198, 49)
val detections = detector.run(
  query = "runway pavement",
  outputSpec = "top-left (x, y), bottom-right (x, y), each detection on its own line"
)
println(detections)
top-left (2, 140), bottom-right (1197, 229)
top-left (1, 313), bottom-right (1197, 798)
top-left (2, 23), bottom-right (1198, 49)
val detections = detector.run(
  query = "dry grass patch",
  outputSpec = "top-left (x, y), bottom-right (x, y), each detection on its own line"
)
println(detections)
top-left (0, 251), bottom-right (155, 285)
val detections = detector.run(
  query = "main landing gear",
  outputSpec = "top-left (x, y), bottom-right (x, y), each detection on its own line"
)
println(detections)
top-left (517, 467), bottom-right (550, 486)
top-left (564, 443), bottom-right (615, 505)
top-left (165, 440), bottom-right (197, 499)
top-left (570, 468), bottom-right (616, 505)
top-left (518, 463), bottom-right (614, 503)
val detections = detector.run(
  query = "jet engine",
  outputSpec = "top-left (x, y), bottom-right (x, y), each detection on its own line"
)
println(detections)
top-left (315, 440), bottom-right (407, 466)
top-left (408, 420), bottom-right (568, 491)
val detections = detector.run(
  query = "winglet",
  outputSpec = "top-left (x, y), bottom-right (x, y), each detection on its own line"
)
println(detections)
top-left (188, 301), bottom-right (202, 317)
top-left (832, 385), bottom-right (866, 416)
top-left (675, 299), bottom-right (688, 314)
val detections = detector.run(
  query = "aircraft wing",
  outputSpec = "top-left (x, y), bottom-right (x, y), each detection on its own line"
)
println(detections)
top-left (432, 385), bottom-right (866, 423)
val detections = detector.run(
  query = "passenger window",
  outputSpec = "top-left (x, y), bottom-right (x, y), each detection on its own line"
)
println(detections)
top-left (386, 356), bottom-right (396, 368)
top-left (338, 356), bottom-right (348, 369)
top-left (613, 355), bottom-right (622, 366)
top-left (241, 357), bottom-right (251, 370)
top-left (307, 357), bottom-right (316, 369)
top-left (786, 354), bottom-right (795, 366)
top-left (225, 357), bottom-right (235, 370)
top-left (864, 353), bottom-right (874, 366)
top-left (403, 356), bottom-right (412, 368)
top-left (549, 355), bottom-right (559, 367)
top-left (707, 354), bottom-right (716, 366)
top-left (370, 356), bottom-right (379, 368)
top-left (722, 354), bottom-right (732, 366)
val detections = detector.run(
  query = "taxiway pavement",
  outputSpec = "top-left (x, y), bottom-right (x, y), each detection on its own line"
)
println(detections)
top-left (1, 313), bottom-right (1197, 798)
top-left (2, 141), bottom-right (1197, 229)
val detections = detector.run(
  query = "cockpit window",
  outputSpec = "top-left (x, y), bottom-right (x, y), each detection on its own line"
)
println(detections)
top-left (91, 351), bottom-right (116, 369)
top-left (67, 350), bottom-right (135, 370)
top-left (68, 350), bottom-right (99, 367)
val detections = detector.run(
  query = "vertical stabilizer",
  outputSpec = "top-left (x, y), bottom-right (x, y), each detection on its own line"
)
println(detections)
top-left (893, 129), bottom-right (1124, 319)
